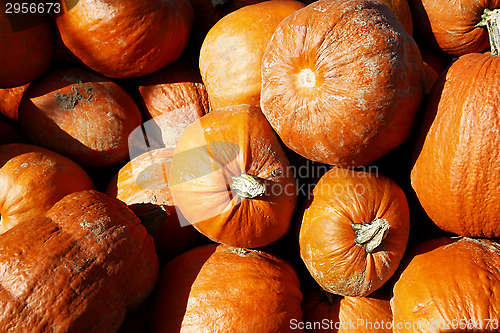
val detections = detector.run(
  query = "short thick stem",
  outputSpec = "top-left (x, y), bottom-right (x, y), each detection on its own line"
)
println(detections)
top-left (352, 217), bottom-right (390, 253)
top-left (477, 8), bottom-right (500, 56)
top-left (211, 0), bottom-right (233, 8)
top-left (230, 172), bottom-right (266, 199)
top-left (133, 204), bottom-right (170, 235)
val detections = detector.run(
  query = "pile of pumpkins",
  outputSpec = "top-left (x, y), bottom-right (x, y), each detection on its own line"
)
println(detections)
top-left (1, 0), bottom-right (499, 332)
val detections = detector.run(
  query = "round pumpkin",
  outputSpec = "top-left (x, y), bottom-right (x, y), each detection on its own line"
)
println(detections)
top-left (301, 287), bottom-right (393, 332)
top-left (199, 0), bottom-right (305, 110)
top-left (0, 143), bottom-right (94, 234)
top-left (149, 244), bottom-right (303, 332)
top-left (260, 0), bottom-right (424, 168)
top-left (18, 67), bottom-right (142, 168)
top-left (411, 50), bottom-right (500, 238)
top-left (409, 0), bottom-right (500, 56)
top-left (169, 104), bottom-right (297, 248)
top-left (0, 8), bottom-right (55, 87)
top-left (106, 148), bottom-right (200, 263)
top-left (0, 82), bottom-right (29, 120)
top-left (137, 57), bottom-right (210, 150)
top-left (299, 167), bottom-right (410, 297)
top-left (55, 0), bottom-right (193, 78)
top-left (391, 237), bottom-right (500, 332)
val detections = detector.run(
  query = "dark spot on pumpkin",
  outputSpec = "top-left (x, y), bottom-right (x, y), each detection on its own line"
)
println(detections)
top-left (54, 86), bottom-right (93, 110)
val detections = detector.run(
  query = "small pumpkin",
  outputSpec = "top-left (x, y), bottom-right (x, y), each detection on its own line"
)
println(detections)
top-left (169, 104), bottom-right (297, 248)
top-left (18, 67), bottom-right (142, 168)
top-left (149, 244), bottom-right (304, 332)
top-left (137, 56), bottom-right (210, 150)
top-left (0, 82), bottom-right (29, 120)
top-left (0, 8), bottom-right (55, 87)
top-left (200, 0), bottom-right (305, 110)
top-left (302, 287), bottom-right (393, 333)
top-left (299, 167), bottom-right (410, 297)
top-left (260, 0), bottom-right (424, 168)
top-left (411, 18), bottom-right (500, 238)
top-left (0, 190), bottom-right (159, 332)
top-left (106, 148), bottom-right (200, 263)
top-left (0, 143), bottom-right (94, 234)
top-left (55, 0), bottom-right (193, 78)
top-left (391, 237), bottom-right (500, 333)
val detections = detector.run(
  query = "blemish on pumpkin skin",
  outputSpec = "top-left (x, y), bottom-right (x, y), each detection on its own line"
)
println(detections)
top-left (54, 86), bottom-right (93, 110)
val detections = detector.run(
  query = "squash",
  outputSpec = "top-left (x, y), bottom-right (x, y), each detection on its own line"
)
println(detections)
top-left (106, 148), bottom-right (200, 263)
top-left (199, 0), bottom-right (305, 109)
top-left (0, 8), bottom-right (55, 87)
top-left (408, 0), bottom-right (500, 56)
top-left (299, 167), bottom-right (410, 297)
top-left (391, 237), bottom-right (500, 332)
top-left (149, 244), bottom-right (303, 332)
top-left (302, 287), bottom-right (393, 332)
top-left (0, 190), bottom-right (159, 332)
top-left (0, 143), bottom-right (94, 234)
top-left (169, 104), bottom-right (297, 248)
top-left (137, 56), bottom-right (210, 150)
top-left (18, 67), bottom-right (142, 168)
top-left (411, 16), bottom-right (500, 238)
top-left (260, 0), bottom-right (424, 168)
top-left (55, 0), bottom-right (193, 78)
top-left (0, 83), bottom-right (29, 120)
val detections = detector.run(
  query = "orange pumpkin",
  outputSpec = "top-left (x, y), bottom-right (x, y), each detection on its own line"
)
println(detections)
top-left (0, 8), bottom-right (55, 87)
top-left (55, 0), bottom-right (193, 78)
top-left (411, 49), bottom-right (500, 238)
top-left (299, 167), bottom-right (410, 297)
top-left (0, 190), bottom-right (159, 332)
top-left (391, 237), bottom-right (500, 333)
top-left (302, 287), bottom-right (393, 332)
top-left (149, 244), bottom-right (304, 332)
top-left (106, 148), bottom-right (200, 263)
top-left (260, 0), bottom-right (424, 168)
top-left (0, 83), bottom-right (29, 120)
top-left (18, 67), bottom-right (142, 168)
top-left (169, 104), bottom-right (297, 248)
top-left (0, 143), bottom-right (94, 234)
top-left (199, 0), bottom-right (305, 109)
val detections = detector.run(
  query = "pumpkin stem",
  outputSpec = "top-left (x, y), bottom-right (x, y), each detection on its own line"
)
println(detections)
top-left (476, 8), bottom-right (500, 56)
top-left (211, 0), bottom-right (233, 8)
top-left (352, 217), bottom-right (390, 253)
top-left (230, 172), bottom-right (266, 199)
top-left (133, 204), bottom-right (170, 235)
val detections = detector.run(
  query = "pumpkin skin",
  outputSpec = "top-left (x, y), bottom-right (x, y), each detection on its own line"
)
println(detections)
top-left (0, 190), bottom-right (159, 332)
top-left (391, 237), bottom-right (500, 333)
top-left (106, 148), bottom-right (200, 263)
top-left (137, 57), bottom-right (210, 150)
top-left (55, 0), bottom-right (193, 78)
top-left (149, 244), bottom-right (304, 333)
top-left (409, 0), bottom-right (500, 56)
top-left (411, 53), bottom-right (500, 238)
top-left (260, 0), bottom-right (424, 168)
top-left (0, 9), bottom-right (55, 87)
top-left (302, 288), bottom-right (393, 333)
top-left (169, 104), bottom-right (297, 248)
top-left (18, 67), bottom-right (142, 168)
top-left (0, 143), bottom-right (94, 234)
top-left (299, 168), bottom-right (410, 297)
top-left (199, 0), bottom-right (305, 109)
top-left (0, 83), bottom-right (29, 120)
top-left (379, 0), bottom-right (413, 35)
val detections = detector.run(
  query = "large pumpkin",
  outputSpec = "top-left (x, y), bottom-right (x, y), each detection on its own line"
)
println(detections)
top-left (106, 148), bottom-right (200, 263)
top-left (391, 237), bottom-right (500, 332)
top-left (0, 7), bottom-right (55, 87)
top-left (55, 0), bottom-right (193, 78)
top-left (299, 167), bottom-right (410, 297)
top-left (0, 143), bottom-right (94, 234)
top-left (411, 48), bottom-right (500, 238)
top-left (0, 190), bottom-right (159, 332)
top-left (301, 287), bottom-right (393, 332)
top-left (18, 67), bottom-right (142, 167)
top-left (260, 0), bottom-right (424, 168)
top-left (169, 104), bottom-right (297, 248)
top-left (199, 0), bottom-right (305, 109)
top-left (149, 244), bottom-right (304, 332)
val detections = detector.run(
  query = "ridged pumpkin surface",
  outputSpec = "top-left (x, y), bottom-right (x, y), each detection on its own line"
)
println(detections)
top-left (411, 53), bottom-right (500, 238)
